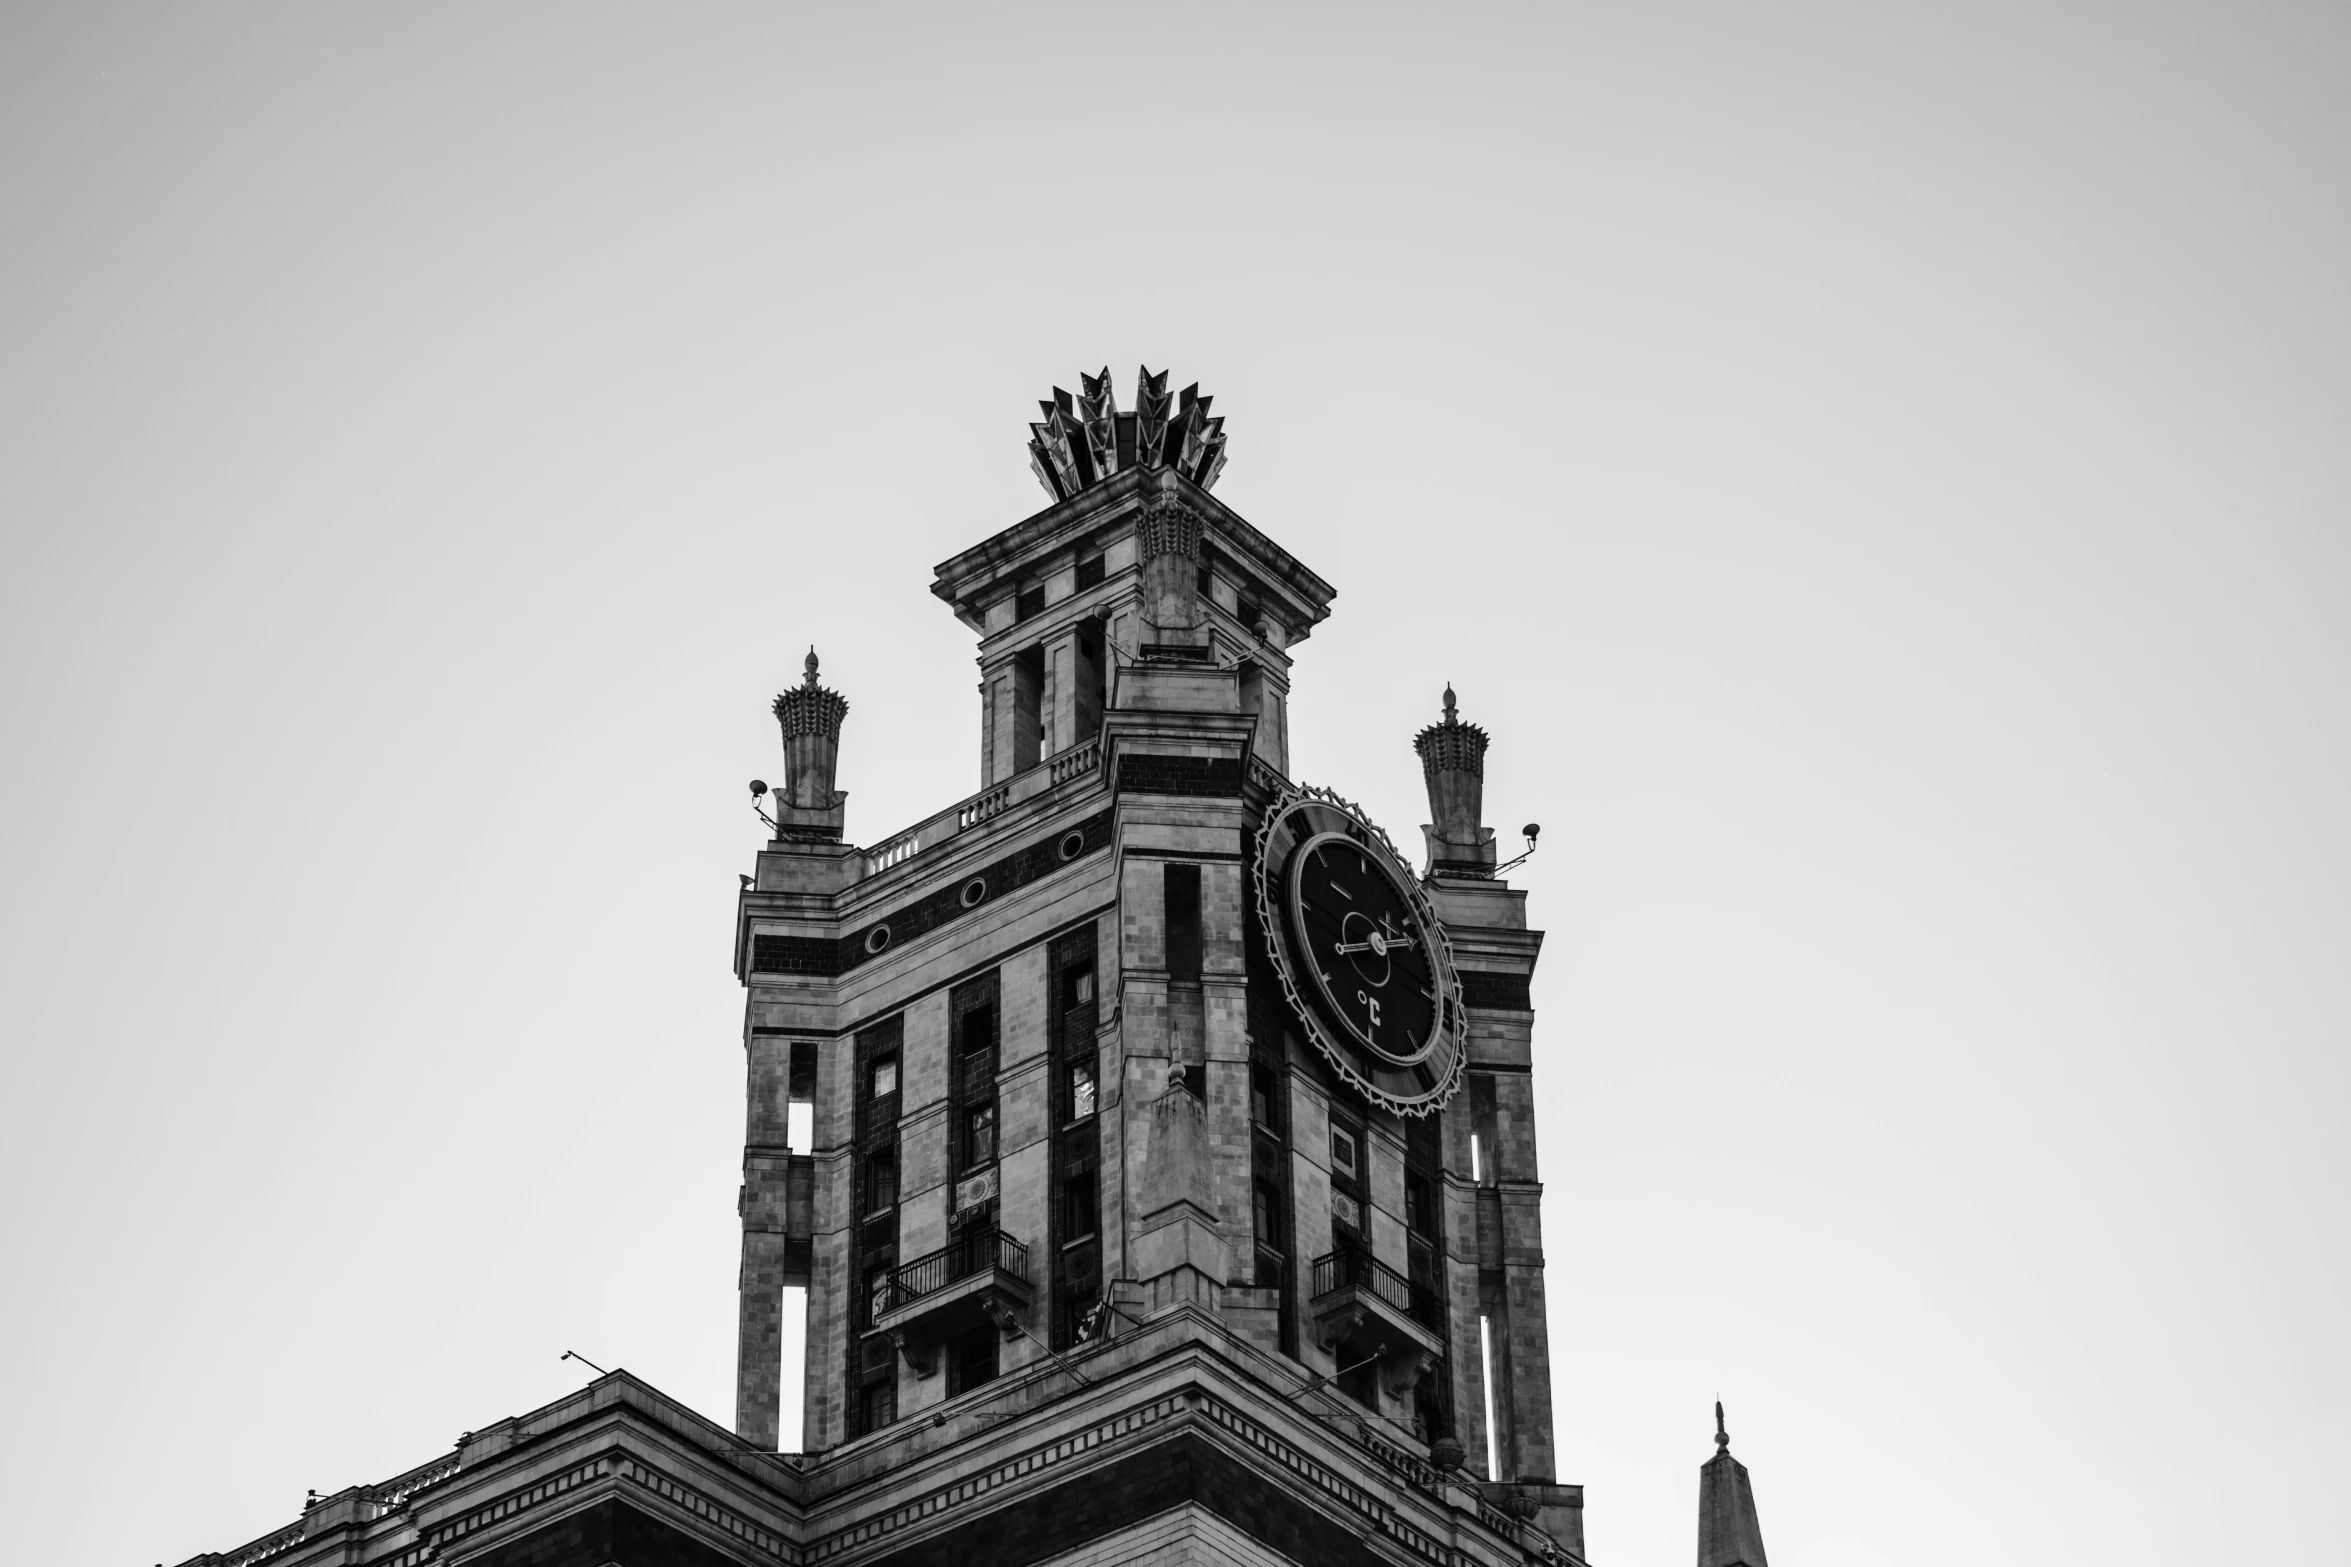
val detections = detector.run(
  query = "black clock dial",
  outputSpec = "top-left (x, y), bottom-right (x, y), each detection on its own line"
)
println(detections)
top-left (1251, 785), bottom-right (1467, 1117)
top-left (1288, 831), bottom-right (1438, 1065)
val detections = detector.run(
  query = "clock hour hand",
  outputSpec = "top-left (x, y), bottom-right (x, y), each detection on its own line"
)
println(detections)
top-left (1333, 935), bottom-right (1417, 955)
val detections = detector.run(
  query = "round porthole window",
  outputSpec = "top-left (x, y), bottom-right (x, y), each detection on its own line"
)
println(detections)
top-left (864, 924), bottom-right (892, 955)
top-left (1059, 830), bottom-right (1086, 861)
top-left (960, 877), bottom-right (988, 909)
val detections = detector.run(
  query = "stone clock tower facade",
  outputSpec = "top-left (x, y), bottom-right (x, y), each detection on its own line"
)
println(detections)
top-left (733, 365), bottom-right (1573, 1541)
top-left (169, 368), bottom-right (1786, 1567)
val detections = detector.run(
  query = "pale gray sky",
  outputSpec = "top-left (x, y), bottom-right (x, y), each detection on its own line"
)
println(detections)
top-left (3, 5), bottom-right (2345, 1565)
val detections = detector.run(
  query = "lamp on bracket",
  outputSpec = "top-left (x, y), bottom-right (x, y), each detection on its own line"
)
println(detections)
top-left (748, 778), bottom-right (781, 835)
top-left (1492, 823), bottom-right (1540, 877)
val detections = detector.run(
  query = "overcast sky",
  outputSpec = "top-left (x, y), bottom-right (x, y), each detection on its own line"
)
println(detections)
top-left (3, 5), bottom-right (2346, 1565)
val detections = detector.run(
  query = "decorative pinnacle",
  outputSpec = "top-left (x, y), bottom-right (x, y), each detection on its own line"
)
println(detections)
top-left (772, 648), bottom-right (848, 737)
top-left (1716, 1400), bottom-right (1730, 1453)
top-left (1027, 365), bottom-right (1228, 502)
top-left (1415, 683), bottom-right (1488, 779)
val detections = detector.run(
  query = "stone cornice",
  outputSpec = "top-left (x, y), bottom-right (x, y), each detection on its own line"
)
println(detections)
top-left (177, 1316), bottom-right (1583, 1567)
top-left (929, 468), bottom-right (1334, 643)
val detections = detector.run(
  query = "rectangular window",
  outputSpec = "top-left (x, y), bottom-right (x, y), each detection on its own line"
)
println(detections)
top-left (1067, 963), bottom-right (1095, 1009)
top-left (965, 1102), bottom-right (997, 1170)
top-left (1016, 584), bottom-right (1046, 622)
top-left (863, 1150), bottom-right (897, 1215)
top-left (951, 978), bottom-right (1001, 1150)
top-left (1061, 1170), bottom-right (1098, 1239)
top-left (869, 1056), bottom-right (898, 1099)
top-left (1251, 1061), bottom-right (1281, 1132)
top-left (1330, 1126), bottom-right (1358, 1181)
top-left (861, 1379), bottom-right (896, 1433)
top-left (1165, 862), bottom-right (1202, 979)
top-left (1254, 1181), bottom-right (1284, 1255)
top-left (1406, 1171), bottom-right (1435, 1236)
top-left (1067, 1058), bottom-right (1097, 1122)
top-left (959, 1001), bottom-right (997, 1062)
top-left (947, 1324), bottom-right (999, 1395)
top-left (1075, 554), bottom-right (1105, 590)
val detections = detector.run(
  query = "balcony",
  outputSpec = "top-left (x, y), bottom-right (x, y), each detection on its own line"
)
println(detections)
top-left (859, 743), bottom-right (1102, 880)
top-left (870, 1227), bottom-right (1033, 1374)
top-left (1308, 1246), bottom-right (1447, 1399)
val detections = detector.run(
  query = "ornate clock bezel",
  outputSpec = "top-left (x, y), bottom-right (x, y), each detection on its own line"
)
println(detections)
top-left (1251, 782), bottom-right (1468, 1118)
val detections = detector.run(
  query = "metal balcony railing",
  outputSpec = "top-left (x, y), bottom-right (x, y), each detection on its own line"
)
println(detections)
top-left (1310, 1245), bottom-right (1446, 1332)
top-left (877, 1227), bottom-right (1030, 1318)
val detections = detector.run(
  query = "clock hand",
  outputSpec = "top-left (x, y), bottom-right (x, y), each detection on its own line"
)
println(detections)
top-left (1333, 936), bottom-right (1418, 955)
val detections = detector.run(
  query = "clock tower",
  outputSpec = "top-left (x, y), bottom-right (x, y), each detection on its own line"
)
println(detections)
top-left (733, 364), bottom-right (1577, 1549)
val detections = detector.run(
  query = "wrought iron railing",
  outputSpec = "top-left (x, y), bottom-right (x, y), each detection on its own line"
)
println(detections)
top-left (1310, 1245), bottom-right (1445, 1331)
top-left (877, 1227), bottom-right (1029, 1317)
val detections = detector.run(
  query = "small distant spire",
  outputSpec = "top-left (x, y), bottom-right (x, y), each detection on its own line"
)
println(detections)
top-left (1442, 682), bottom-right (1457, 723)
top-left (1699, 1400), bottom-right (1769, 1567)
top-left (803, 646), bottom-right (821, 687)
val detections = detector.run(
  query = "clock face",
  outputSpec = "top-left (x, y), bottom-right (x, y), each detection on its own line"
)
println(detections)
top-left (1289, 832), bottom-right (1440, 1062)
top-left (1252, 787), bottom-right (1466, 1116)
